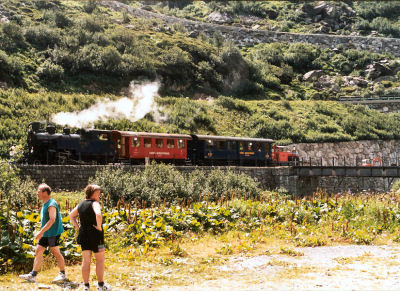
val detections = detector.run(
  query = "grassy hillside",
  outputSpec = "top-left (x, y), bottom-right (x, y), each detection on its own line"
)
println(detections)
top-left (1, 0), bottom-right (399, 99)
top-left (1, 0), bottom-right (400, 158)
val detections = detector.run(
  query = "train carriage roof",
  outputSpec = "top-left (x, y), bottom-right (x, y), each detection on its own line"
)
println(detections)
top-left (193, 134), bottom-right (274, 143)
top-left (112, 131), bottom-right (192, 139)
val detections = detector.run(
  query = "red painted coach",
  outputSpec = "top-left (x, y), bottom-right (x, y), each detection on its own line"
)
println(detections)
top-left (112, 131), bottom-right (192, 164)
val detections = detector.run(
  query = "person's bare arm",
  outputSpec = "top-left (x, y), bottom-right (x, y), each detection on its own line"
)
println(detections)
top-left (69, 206), bottom-right (80, 231)
top-left (35, 206), bottom-right (56, 241)
top-left (92, 202), bottom-right (102, 231)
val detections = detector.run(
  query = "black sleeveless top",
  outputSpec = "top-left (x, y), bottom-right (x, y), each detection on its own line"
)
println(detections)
top-left (77, 200), bottom-right (104, 245)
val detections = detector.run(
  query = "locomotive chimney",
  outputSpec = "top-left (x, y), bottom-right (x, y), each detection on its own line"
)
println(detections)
top-left (29, 121), bottom-right (43, 133)
top-left (46, 124), bottom-right (56, 134)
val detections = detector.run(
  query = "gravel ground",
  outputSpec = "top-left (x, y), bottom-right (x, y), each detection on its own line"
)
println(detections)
top-left (160, 245), bottom-right (400, 291)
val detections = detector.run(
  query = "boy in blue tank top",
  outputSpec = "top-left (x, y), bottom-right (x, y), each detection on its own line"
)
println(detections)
top-left (19, 183), bottom-right (68, 283)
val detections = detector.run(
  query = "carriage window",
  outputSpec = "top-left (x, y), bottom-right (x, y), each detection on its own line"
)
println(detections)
top-left (248, 142), bottom-right (254, 151)
top-left (167, 139), bottom-right (175, 148)
top-left (256, 142), bottom-right (262, 152)
top-left (206, 139), bottom-right (213, 149)
top-left (231, 141), bottom-right (237, 150)
top-left (264, 143), bottom-right (271, 152)
top-left (156, 139), bottom-right (164, 148)
top-left (217, 141), bottom-right (226, 150)
top-left (144, 138), bottom-right (152, 148)
top-left (99, 133), bottom-right (109, 140)
top-left (177, 139), bottom-right (185, 149)
top-left (132, 137), bottom-right (140, 148)
top-left (240, 142), bottom-right (245, 151)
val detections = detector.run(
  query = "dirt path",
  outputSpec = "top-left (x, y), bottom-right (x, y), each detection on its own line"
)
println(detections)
top-left (159, 245), bottom-right (400, 291)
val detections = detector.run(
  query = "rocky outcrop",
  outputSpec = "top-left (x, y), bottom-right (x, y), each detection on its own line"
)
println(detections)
top-left (207, 11), bottom-right (233, 24)
top-left (301, 1), bottom-right (355, 33)
top-left (366, 61), bottom-right (393, 80)
top-left (101, 1), bottom-right (400, 57)
top-left (303, 70), bottom-right (324, 81)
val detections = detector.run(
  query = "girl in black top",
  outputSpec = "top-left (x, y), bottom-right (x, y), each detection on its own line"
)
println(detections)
top-left (69, 184), bottom-right (111, 291)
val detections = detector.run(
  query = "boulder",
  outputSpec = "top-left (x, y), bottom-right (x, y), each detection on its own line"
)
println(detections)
top-left (366, 62), bottom-right (393, 80)
top-left (343, 76), bottom-right (369, 88)
top-left (207, 11), bottom-right (233, 24)
top-left (313, 1), bottom-right (327, 15)
top-left (303, 70), bottom-right (324, 81)
top-left (187, 31), bottom-right (199, 38)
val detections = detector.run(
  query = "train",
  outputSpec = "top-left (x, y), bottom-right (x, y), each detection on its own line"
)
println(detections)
top-left (26, 121), bottom-right (298, 166)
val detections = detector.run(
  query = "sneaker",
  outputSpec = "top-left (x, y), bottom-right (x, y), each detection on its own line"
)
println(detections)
top-left (19, 273), bottom-right (36, 283)
top-left (97, 283), bottom-right (112, 291)
top-left (52, 272), bottom-right (68, 283)
top-left (82, 285), bottom-right (90, 291)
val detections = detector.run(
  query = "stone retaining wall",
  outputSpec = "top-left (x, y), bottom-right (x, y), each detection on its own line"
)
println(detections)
top-left (102, 1), bottom-right (400, 56)
top-left (293, 140), bottom-right (400, 167)
top-left (17, 164), bottom-right (392, 196)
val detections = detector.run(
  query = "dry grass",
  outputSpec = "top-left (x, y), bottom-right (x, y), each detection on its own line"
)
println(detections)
top-left (2, 228), bottom-right (400, 290)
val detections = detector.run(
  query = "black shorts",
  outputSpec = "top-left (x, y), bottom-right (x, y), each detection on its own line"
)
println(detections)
top-left (39, 235), bottom-right (60, 248)
top-left (80, 242), bottom-right (105, 253)
top-left (78, 228), bottom-right (105, 253)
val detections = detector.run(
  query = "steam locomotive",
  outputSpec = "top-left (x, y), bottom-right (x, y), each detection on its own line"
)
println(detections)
top-left (27, 121), bottom-right (296, 166)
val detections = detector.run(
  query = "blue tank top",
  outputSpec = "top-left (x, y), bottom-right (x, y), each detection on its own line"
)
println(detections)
top-left (41, 198), bottom-right (64, 237)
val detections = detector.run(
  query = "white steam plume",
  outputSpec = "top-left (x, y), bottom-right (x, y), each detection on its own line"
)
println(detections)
top-left (51, 80), bottom-right (160, 128)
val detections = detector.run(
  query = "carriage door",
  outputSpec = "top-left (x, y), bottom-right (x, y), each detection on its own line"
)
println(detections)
top-left (121, 136), bottom-right (127, 157)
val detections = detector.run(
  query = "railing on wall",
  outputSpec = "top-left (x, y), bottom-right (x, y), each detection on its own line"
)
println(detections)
top-left (339, 95), bottom-right (400, 102)
top-left (294, 157), bottom-right (400, 167)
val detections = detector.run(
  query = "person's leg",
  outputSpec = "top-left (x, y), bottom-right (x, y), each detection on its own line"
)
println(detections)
top-left (33, 245), bottom-right (46, 272)
top-left (82, 250), bottom-right (92, 284)
top-left (94, 249), bottom-right (105, 283)
top-left (50, 246), bottom-right (65, 272)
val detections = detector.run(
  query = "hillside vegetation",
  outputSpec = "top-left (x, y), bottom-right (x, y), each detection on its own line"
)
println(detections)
top-left (152, 1), bottom-right (400, 38)
top-left (1, 0), bottom-right (400, 157)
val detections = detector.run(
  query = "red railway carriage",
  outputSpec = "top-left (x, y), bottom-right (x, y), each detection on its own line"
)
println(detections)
top-left (112, 131), bottom-right (192, 164)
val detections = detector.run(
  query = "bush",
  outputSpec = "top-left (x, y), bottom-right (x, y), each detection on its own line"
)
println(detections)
top-left (216, 96), bottom-right (252, 113)
top-left (0, 160), bottom-right (37, 208)
top-left (24, 25), bottom-right (61, 49)
top-left (83, 0), bottom-right (98, 14)
top-left (90, 164), bottom-right (262, 205)
top-left (0, 23), bottom-right (26, 52)
top-left (0, 51), bottom-right (23, 83)
top-left (80, 16), bottom-right (104, 33)
top-left (37, 60), bottom-right (64, 81)
top-left (55, 12), bottom-right (72, 28)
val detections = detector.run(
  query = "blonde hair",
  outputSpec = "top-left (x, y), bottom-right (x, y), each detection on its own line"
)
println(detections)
top-left (38, 183), bottom-right (51, 195)
top-left (85, 184), bottom-right (101, 199)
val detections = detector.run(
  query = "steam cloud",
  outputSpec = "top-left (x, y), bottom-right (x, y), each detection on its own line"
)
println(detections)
top-left (51, 80), bottom-right (160, 128)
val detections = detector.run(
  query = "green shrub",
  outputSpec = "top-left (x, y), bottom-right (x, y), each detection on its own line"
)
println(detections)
top-left (83, 0), bottom-right (98, 14)
top-left (80, 16), bottom-right (104, 33)
top-left (55, 12), bottom-right (72, 28)
top-left (37, 60), bottom-right (64, 81)
top-left (90, 164), bottom-right (262, 205)
top-left (216, 96), bottom-right (252, 113)
top-left (24, 25), bottom-right (61, 49)
top-left (0, 160), bottom-right (37, 208)
top-left (0, 23), bottom-right (26, 52)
